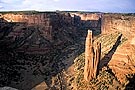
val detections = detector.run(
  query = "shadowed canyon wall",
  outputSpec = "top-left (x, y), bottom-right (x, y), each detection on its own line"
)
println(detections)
top-left (71, 12), bottom-right (101, 29)
top-left (0, 12), bottom-right (79, 54)
top-left (0, 12), bottom-right (101, 89)
top-left (0, 12), bottom-right (101, 54)
top-left (1, 13), bottom-right (74, 40)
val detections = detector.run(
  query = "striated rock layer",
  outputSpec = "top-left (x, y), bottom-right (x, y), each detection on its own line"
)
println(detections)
top-left (84, 30), bottom-right (101, 81)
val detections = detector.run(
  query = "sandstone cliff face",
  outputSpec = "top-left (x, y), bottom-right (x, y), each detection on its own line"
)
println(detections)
top-left (101, 14), bottom-right (135, 84)
top-left (69, 13), bottom-right (102, 37)
top-left (71, 13), bottom-right (101, 29)
top-left (2, 13), bottom-right (50, 24)
top-left (101, 14), bottom-right (135, 38)
top-left (70, 13), bottom-right (101, 20)
top-left (108, 39), bottom-right (135, 84)
top-left (2, 13), bottom-right (55, 41)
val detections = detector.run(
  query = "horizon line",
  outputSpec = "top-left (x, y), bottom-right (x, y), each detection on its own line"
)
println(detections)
top-left (0, 10), bottom-right (135, 14)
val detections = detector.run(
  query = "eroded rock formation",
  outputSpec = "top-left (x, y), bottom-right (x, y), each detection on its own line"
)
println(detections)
top-left (84, 30), bottom-right (101, 81)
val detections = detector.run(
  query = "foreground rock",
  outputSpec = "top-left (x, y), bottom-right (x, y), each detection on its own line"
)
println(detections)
top-left (0, 87), bottom-right (18, 90)
top-left (108, 38), bottom-right (135, 84)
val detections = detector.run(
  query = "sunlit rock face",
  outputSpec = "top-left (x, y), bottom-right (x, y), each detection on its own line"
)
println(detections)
top-left (2, 13), bottom-right (53, 24)
top-left (70, 13), bottom-right (101, 20)
top-left (101, 13), bottom-right (135, 84)
top-left (71, 12), bottom-right (101, 29)
top-left (84, 30), bottom-right (101, 81)
top-left (108, 40), bottom-right (135, 84)
top-left (101, 14), bottom-right (135, 38)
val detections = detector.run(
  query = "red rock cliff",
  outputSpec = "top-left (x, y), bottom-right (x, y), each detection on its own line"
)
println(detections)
top-left (101, 14), bottom-right (135, 83)
top-left (101, 14), bottom-right (135, 38)
top-left (70, 13), bottom-right (101, 20)
top-left (70, 13), bottom-right (101, 32)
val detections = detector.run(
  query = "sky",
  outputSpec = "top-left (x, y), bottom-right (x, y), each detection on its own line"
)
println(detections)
top-left (0, 0), bottom-right (135, 13)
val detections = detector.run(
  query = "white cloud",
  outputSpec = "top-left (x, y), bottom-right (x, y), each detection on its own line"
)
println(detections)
top-left (19, 0), bottom-right (60, 11)
top-left (53, 0), bottom-right (60, 2)
top-left (2, 0), bottom-right (20, 4)
top-left (0, 6), bottom-right (3, 9)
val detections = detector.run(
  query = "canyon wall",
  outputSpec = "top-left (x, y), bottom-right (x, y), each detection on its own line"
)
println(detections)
top-left (101, 14), bottom-right (135, 83)
top-left (70, 13), bottom-right (101, 20)
top-left (101, 14), bottom-right (135, 38)
top-left (1, 12), bottom-right (101, 35)
top-left (71, 13), bottom-right (101, 28)
top-left (0, 12), bottom-right (78, 54)
top-left (1, 13), bottom-right (75, 40)
top-left (0, 12), bottom-right (101, 54)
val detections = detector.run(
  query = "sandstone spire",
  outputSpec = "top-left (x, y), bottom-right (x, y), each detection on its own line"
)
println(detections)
top-left (84, 30), bottom-right (101, 82)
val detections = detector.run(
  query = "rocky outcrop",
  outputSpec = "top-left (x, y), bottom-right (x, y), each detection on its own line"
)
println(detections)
top-left (2, 13), bottom-right (51, 24)
top-left (84, 30), bottom-right (101, 81)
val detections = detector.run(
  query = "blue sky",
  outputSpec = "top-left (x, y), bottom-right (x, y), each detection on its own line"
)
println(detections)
top-left (0, 0), bottom-right (135, 13)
